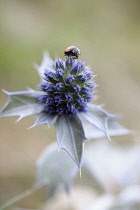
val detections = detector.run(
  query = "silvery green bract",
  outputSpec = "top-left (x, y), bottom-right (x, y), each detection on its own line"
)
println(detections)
top-left (0, 53), bottom-right (131, 196)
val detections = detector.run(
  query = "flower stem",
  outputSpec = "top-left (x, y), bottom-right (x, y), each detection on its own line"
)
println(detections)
top-left (0, 186), bottom-right (37, 210)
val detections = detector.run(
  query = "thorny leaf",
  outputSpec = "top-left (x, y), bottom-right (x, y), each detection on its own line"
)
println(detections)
top-left (84, 117), bottom-right (131, 140)
top-left (36, 143), bottom-right (78, 197)
top-left (30, 112), bottom-right (57, 128)
top-left (55, 115), bottom-right (86, 168)
top-left (0, 89), bottom-right (45, 121)
top-left (79, 104), bottom-right (128, 140)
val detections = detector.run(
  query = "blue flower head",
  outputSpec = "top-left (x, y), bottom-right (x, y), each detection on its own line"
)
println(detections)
top-left (0, 50), bottom-right (131, 168)
top-left (39, 57), bottom-right (96, 116)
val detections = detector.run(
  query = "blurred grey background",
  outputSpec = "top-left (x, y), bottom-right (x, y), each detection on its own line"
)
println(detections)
top-left (0, 0), bottom-right (140, 208)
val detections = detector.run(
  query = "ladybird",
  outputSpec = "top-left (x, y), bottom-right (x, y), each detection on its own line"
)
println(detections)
top-left (64, 46), bottom-right (81, 59)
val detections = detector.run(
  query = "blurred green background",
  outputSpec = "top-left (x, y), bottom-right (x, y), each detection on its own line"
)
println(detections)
top-left (0, 0), bottom-right (140, 208)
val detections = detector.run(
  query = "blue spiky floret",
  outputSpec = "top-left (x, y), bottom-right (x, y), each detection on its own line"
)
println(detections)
top-left (38, 57), bottom-right (96, 116)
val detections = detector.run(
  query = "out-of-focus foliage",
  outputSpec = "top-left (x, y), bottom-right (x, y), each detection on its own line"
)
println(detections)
top-left (42, 140), bottom-right (140, 210)
top-left (36, 143), bottom-right (78, 197)
top-left (0, 0), bottom-right (140, 209)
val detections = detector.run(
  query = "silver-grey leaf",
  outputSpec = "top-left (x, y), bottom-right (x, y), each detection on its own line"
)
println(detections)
top-left (84, 118), bottom-right (131, 140)
top-left (79, 104), bottom-right (118, 139)
top-left (55, 115), bottom-right (86, 168)
top-left (30, 112), bottom-right (57, 128)
top-left (36, 143), bottom-right (78, 197)
top-left (0, 89), bottom-right (45, 121)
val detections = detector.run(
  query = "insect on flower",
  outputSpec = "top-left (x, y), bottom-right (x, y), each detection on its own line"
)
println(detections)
top-left (64, 46), bottom-right (81, 59)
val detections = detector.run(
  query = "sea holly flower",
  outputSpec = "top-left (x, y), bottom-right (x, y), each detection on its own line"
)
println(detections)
top-left (0, 52), bottom-right (130, 168)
